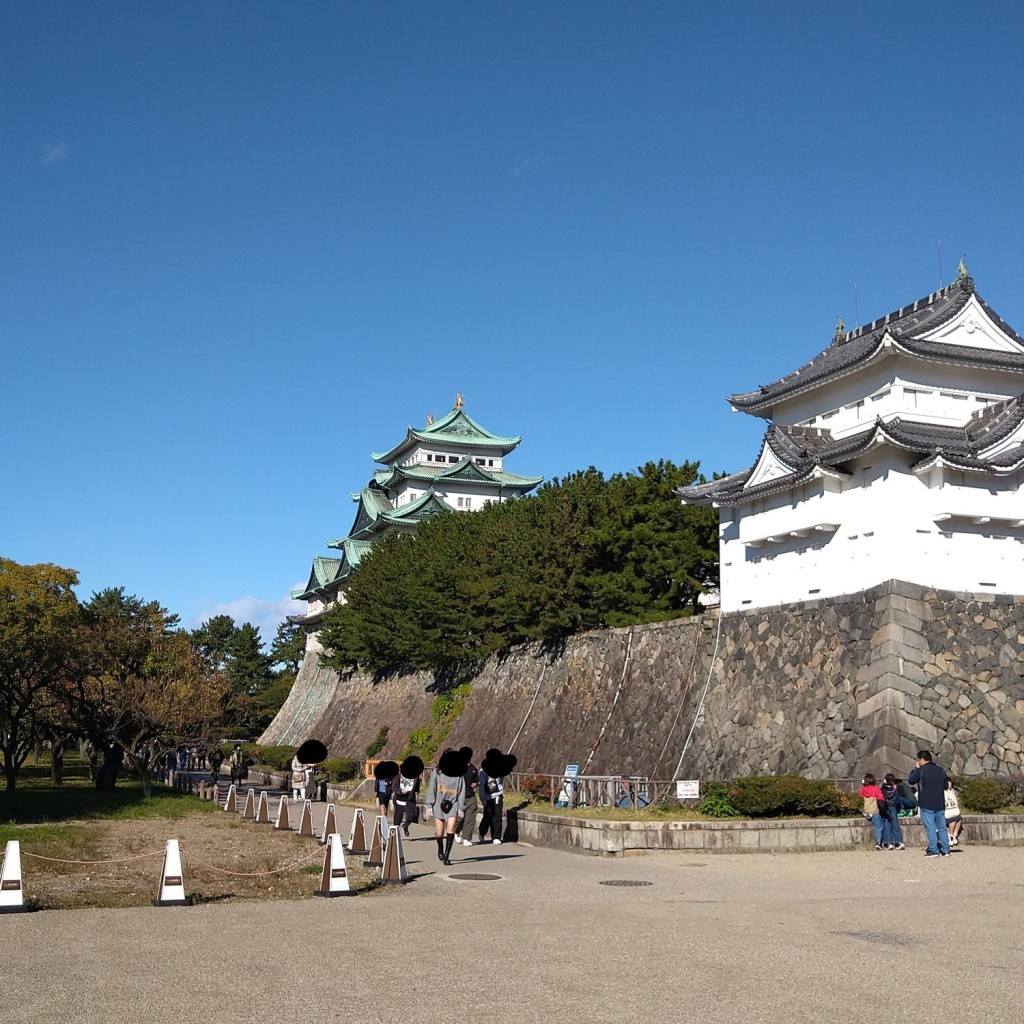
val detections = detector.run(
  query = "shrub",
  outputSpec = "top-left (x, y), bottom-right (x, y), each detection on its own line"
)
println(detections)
top-left (955, 777), bottom-right (1014, 814)
top-left (402, 726), bottom-right (437, 762)
top-left (515, 774), bottom-right (553, 802)
top-left (247, 745), bottom-right (296, 771)
top-left (321, 757), bottom-right (361, 782)
top-left (727, 775), bottom-right (851, 818)
top-left (697, 784), bottom-right (741, 819)
top-left (364, 727), bottom-right (389, 759)
top-left (431, 684), bottom-right (471, 723)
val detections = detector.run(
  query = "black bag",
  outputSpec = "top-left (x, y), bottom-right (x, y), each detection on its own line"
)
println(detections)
top-left (440, 798), bottom-right (453, 814)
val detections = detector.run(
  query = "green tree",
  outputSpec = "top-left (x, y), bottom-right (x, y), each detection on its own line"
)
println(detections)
top-left (269, 619), bottom-right (305, 674)
top-left (0, 559), bottom-right (81, 793)
top-left (319, 458), bottom-right (720, 677)
top-left (69, 588), bottom-right (227, 793)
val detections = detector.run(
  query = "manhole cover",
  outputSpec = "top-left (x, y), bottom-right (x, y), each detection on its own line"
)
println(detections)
top-left (599, 879), bottom-right (653, 887)
top-left (448, 873), bottom-right (502, 881)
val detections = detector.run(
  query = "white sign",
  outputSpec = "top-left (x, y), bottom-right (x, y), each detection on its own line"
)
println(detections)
top-left (557, 764), bottom-right (580, 807)
top-left (676, 780), bottom-right (700, 800)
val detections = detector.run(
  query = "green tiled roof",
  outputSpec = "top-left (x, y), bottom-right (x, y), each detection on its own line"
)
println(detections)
top-left (329, 486), bottom-right (393, 544)
top-left (290, 556), bottom-right (344, 599)
top-left (379, 489), bottom-right (451, 527)
top-left (371, 405), bottom-right (522, 464)
top-left (379, 457), bottom-right (543, 492)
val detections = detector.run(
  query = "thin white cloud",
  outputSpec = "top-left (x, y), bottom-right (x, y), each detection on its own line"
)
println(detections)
top-left (509, 154), bottom-right (549, 179)
top-left (42, 141), bottom-right (70, 164)
top-left (193, 590), bottom-right (305, 643)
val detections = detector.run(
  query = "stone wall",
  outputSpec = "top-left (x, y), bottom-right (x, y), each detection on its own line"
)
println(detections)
top-left (260, 580), bottom-right (1024, 780)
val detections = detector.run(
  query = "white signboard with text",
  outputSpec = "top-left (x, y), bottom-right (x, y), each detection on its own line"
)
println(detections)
top-left (676, 779), bottom-right (700, 800)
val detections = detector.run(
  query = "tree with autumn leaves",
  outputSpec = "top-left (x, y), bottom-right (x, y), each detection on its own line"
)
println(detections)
top-left (0, 562), bottom-right (280, 794)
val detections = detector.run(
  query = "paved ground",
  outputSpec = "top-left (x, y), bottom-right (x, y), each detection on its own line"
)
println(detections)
top-left (3, 800), bottom-right (1023, 1023)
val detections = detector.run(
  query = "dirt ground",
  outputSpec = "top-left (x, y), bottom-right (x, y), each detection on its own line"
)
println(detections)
top-left (15, 811), bottom-right (379, 910)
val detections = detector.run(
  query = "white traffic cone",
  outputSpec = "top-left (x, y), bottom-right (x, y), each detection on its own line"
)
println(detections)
top-left (274, 795), bottom-right (291, 831)
top-left (363, 814), bottom-right (387, 867)
top-left (153, 839), bottom-right (191, 907)
top-left (255, 790), bottom-right (270, 824)
top-left (320, 804), bottom-right (338, 845)
top-left (314, 834), bottom-right (353, 897)
top-left (0, 840), bottom-right (27, 913)
top-left (381, 826), bottom-right (409, 884)
top-left (347, 807), bottom-right (368, 854)
top-left (298, 799), bottom-right (314, 837)
top-left (223, 784), bottom-right (237, 812)
top-left (241, 788), bottom-right (256, 819)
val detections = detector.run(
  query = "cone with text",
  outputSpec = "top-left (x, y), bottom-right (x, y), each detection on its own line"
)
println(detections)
top-left (314, 833), bottom-right (354, 897)
top-left (153, 839), bottom-right (191, 907)
top-left (0, 840), bottom-right (27, 914)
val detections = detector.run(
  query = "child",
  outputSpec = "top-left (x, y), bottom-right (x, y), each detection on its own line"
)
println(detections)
top-left (859, 773), bottom-right (887, 850)
top-left (879, 773), bottom-right (906, 850)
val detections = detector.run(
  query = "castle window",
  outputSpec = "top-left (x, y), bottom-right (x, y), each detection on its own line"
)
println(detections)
top-left (448, 456), bottom-right (459, 464)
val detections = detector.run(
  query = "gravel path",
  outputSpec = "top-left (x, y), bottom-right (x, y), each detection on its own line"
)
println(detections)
top-left (3, 817), bottom-right (1022, 1023)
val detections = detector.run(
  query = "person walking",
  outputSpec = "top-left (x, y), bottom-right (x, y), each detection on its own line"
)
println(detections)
top-left (908, 750), bottom-right (951, 858)
top-left (208, 745), bottom-right (224, 785)
top-left (229, 743), bottom-right (248, 787)
top-left (859, 773), bottom-right (887, 850)
top-left (455, 746), bottom-right (478, 847)
top-left (425, 748), bottom-right (467, 866)
top-left (879, 773), bottom-right (905, 850)
top-left (373, 761), bottom-right (399, 818)
top-left (393, 756), bottom-right (424, 837)
top-left (290, 753), bottom-right (311, 800)
top-left (479, 749), bottom-right (516, 845)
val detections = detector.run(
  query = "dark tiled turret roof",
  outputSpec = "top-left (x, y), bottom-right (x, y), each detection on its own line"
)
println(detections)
top-left (730, 277), bottom-right (1024, 414)
top-left (679, 396), bottom-right (1024, 507)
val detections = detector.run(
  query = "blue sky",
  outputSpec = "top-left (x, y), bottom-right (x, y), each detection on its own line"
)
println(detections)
top-left (4, 2), bottom-right (1024, 640)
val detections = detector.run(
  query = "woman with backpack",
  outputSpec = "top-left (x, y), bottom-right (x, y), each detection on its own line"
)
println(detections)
top-left (393, 755), bottom-right (424, 838)
top-left (859, 773), bottom-right (887, 850)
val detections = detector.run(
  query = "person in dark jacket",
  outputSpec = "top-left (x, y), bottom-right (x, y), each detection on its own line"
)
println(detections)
top-left (393, 756), bottom-right (424, 837)
top-left (879, 773), bottom-right (905, 850)
top-left (907, 750), bottom-right (950, 857)
top-left (455, 747), bottom-right (479, 847)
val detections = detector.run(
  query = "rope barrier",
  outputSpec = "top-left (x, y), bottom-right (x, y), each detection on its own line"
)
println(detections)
top-left (21, 850), bottom-right (165, 865)
top-left (180, 846), bottom-right (322, 878)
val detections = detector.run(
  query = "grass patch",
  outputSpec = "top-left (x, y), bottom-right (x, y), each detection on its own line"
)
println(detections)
top-left (506, 793), bottom-right (708, 821)
top-left (1, 759), bottom-right (215, 826)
